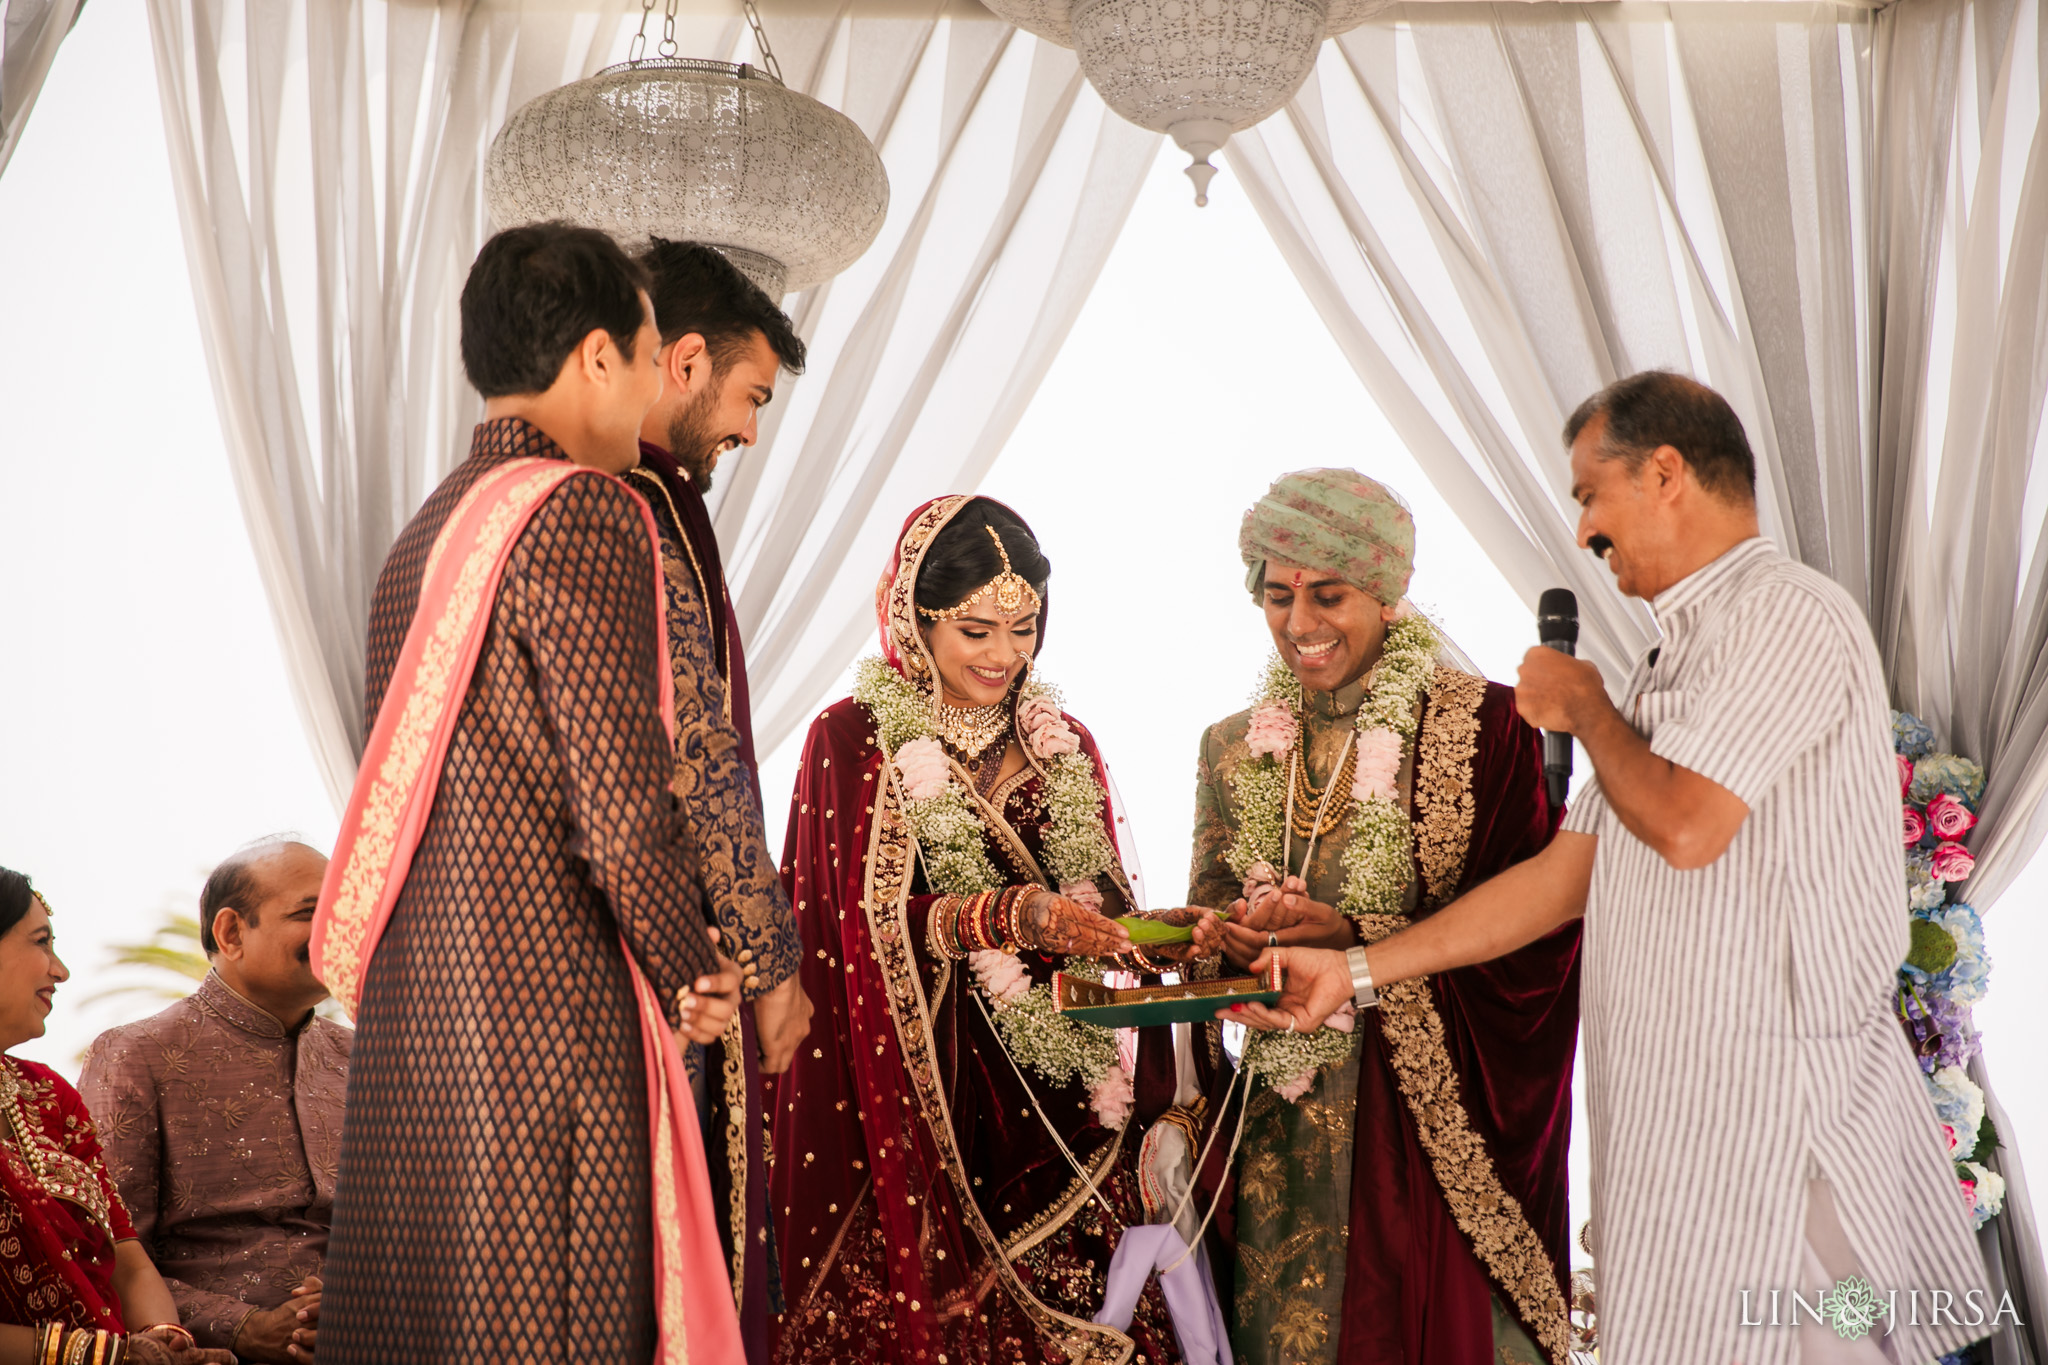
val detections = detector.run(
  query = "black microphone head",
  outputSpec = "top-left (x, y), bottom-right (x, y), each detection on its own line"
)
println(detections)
top-left (1537, 588), bottom-right (1579, 645)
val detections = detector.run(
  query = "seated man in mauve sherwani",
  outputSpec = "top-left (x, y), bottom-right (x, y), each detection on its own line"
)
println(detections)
top-left (81, 839), bottom-right (349, 1364)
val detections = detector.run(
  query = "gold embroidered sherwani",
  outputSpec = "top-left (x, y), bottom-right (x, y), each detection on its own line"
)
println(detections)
top-left (1191, 666), bottom-right (1577, 1365)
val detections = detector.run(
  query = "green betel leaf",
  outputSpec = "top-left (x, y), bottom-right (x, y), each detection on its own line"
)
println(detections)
top-left (1906, 918), bottom-right (1958, 975)
top-left (1116, 911), bottom-right (1227, 945)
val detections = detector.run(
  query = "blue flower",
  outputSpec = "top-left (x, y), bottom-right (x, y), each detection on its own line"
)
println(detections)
top-left (1911, 754), bottom-right (1987, 808)
top-left (1893, 710), bottom-right (1937, 759)
top-left (1930, 902), bottom-right (1991, 1007)
top-left (1905, 852), bottom-right (1949, 912)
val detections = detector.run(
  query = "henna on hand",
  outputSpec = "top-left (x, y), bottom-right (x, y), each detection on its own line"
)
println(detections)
top-left (1021, 889), bottom-right (1132, 956)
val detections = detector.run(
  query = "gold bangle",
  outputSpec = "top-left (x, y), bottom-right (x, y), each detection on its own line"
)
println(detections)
top-left (36, 1322), bottom-right (61, 1365)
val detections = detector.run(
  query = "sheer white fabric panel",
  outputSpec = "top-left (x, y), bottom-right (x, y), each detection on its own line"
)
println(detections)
top-left (691, 13), bottom-right (1159, 757)
top-left (0, 0), bottom-right (86, 177)
top-left (143, 0), bottom-right (1154, 805)
top-left (1236, 2), bottom-right (2048, 1351)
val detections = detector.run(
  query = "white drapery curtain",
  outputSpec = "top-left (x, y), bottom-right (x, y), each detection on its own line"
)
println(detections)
top-left (144, 0), bottom-right (1154, 807)
top-left (1230, 0), bottom-right (2048, 1352)
top-left (0, 0), bottom-right (85, 177)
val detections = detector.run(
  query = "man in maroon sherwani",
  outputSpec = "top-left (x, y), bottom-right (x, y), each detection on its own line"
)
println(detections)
top-left (628, 238), bottom-right (814, 1364)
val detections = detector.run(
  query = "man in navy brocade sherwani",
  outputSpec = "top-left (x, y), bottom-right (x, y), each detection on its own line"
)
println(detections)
top-left (626, 237), bottom-right (814, 1365)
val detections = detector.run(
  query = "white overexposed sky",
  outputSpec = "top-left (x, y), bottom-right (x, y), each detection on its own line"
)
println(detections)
top-left (4, 0), bottom-right (2044, 1263)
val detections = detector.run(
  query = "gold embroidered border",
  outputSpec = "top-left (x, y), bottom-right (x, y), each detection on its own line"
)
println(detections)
top-left (719, 1011), bottom-right (749, 1305)
top-left (320, 460), bottom-right (567, 1011)
top-left (1000, 1125), bottom-right (1124, 1259)
top-left (862, 768), bottom-right (1133, 1365)
top-left (1351, 674), bottom-right (1571, 1365)
top-left (1414, 667), bottom-right (1486, 910)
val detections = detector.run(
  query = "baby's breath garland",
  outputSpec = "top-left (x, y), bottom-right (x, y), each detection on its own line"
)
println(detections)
top-left (1226, 613), bottom-right (1439, 1100)
top-left (853, 657), bottom-right (1132, 1126)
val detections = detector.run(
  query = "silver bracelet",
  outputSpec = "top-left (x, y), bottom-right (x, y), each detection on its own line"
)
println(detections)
top-left (1345, 945), bottom-right (1379, 1009)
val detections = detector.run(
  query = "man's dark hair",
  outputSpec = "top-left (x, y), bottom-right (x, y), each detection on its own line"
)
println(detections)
top-left (459, 223), bottom-right (651, 398)
top-left (638, 238), bottom-right (807, 376)
top-left (1564, 370), bottom-right (1757, 502)
top-left (198, 838), bottom-right (299, 954)
top-left (0, 867), bottom-right (38, 940)
top-left (916, 499), bottom-right (1050, 614)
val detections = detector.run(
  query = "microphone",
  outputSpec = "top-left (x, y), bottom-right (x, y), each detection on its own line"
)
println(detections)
top-left (1537, 588), bottom-right (1579, 810)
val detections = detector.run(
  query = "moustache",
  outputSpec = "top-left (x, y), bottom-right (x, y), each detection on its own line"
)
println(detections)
top-left (1588, 534), bottom-right (1616, 561)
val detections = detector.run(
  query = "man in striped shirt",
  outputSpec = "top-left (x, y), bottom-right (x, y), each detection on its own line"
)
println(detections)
top-left (1236, 372), bottom-right (1988, 1365)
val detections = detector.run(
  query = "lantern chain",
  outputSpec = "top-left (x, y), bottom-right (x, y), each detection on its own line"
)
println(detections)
top-left (628, 0), bottom-right (682, 64)
top-left (741, 0), bottom-right (785, 84)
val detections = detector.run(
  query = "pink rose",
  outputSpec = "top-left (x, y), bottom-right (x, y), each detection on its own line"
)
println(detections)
top-left (1926, 792), bottom-right (1978, 841)
top-left (1930, 840), bottom-right (1976, 883)
top-left (1245, 704), bottom-right (1298, 759)
top-left (1351, 728), bottom-right (1402, 803)
top-left (1242, 860), bottom-right (1282, 915)
top-left (1090, 1065), bottom-right (1134, 1130)
top-left (1903, 807), bottom-right (1926, 846)
top-left (1325, 1002), bottom-right (1357, 1034)
top-left (893, 736), bottom-right (952, 802)
top-left (1942, 1122), bottom-right (1964, 1158)
top-left (1060, 880), bottom-right (1104, 913)
top-left (971, 949), bottom-right (1032, 1005)
top-left (1960, 1177), bottom-right (1979, 1215)
top-left (1018, 694), bottom-right (1081, 759)
top-left (1272, 1070), bottom-right (1316, 1102)
top-left (1899, 754), bottom-right (1916, 797)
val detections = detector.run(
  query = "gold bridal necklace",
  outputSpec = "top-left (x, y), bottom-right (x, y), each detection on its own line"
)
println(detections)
top-left (936, 699), bottom-right (1010, 769)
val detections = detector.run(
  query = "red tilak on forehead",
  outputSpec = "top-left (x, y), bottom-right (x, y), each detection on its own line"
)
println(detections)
top-left (1291, 570), bottom-right (1304, 589)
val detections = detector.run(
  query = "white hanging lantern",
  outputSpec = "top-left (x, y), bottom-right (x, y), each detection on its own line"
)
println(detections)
top-left (980, 0), bottom-right (1389, 204)
top-left (485, 58), bottom-right (889, 300)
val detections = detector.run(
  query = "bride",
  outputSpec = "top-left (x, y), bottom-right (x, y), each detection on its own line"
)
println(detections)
top-left (768, 496), bottom-right (1194, 1365)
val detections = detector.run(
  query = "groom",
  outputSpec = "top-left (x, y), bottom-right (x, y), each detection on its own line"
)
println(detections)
top-left (1188, 468), bottom-right (1579, 1365)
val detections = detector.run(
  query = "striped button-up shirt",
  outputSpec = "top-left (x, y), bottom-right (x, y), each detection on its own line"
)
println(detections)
top-left (1562, 537), bottom-right (1984, 1365)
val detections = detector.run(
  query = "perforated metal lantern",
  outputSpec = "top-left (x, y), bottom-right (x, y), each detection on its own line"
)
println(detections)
top-left (978, 0), bottom-right (1392, 204)
top-left (485, 59), bottom-right (889, 298)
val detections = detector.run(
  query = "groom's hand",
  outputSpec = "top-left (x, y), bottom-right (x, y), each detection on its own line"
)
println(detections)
top-left (1213, 877), bottom-right (1356, 966)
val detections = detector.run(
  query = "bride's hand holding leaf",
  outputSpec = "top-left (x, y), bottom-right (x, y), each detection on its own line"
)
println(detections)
top-left (1021, 888), bottom-right (1133, 956)
top-left (1119, 906), bottom-right (1212, 964)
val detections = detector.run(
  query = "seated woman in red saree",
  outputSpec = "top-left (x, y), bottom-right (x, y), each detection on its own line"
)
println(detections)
top-left (0, 868), bottom-right (234, 1365)
top-left (769, 497), bottom-right (1195, 1365)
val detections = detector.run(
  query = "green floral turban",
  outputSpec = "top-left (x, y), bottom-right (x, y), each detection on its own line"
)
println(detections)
top-left (1239, 468), bottom-right (1415, 605)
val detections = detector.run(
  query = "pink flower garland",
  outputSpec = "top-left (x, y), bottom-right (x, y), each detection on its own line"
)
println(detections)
top-left (1245, 704), bottom-right (1298, 759)
top-left (894, 736), bottom-right (951, 801)
top-left (1017, 694), bottom-right (1081, 759)
top-left (1351, 728), bottom-right (1402, 803)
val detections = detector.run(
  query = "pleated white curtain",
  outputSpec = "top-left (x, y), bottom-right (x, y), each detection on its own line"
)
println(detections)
top-left (144, 0), bottom-right (1155, 807)
top-left (1230, 1), bottom-right (2048, 1354)
top-left (0, 0), bottom-right (86, 177)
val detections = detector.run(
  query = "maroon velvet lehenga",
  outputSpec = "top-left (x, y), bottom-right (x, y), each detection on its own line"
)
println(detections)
top-left (769, 498), bottom-right (1183, 1365)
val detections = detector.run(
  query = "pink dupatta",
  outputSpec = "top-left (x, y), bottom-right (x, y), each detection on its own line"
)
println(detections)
top-left (310, 456), bottom-right (742, 1364)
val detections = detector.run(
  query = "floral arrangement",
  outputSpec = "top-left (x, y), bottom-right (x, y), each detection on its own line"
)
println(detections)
top-left (1226, 612), bottom-right (1439, 1100)
top-left (1891, 710), bottom-right (2004, 1231)
top-left (854, 657), bottom-right (1132, 1127)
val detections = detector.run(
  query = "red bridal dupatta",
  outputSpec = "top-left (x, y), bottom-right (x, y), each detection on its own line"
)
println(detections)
top-left (310, 457), bottom-right (742, 1365)
top-left (771, 497), bottom-right (1182, 1365)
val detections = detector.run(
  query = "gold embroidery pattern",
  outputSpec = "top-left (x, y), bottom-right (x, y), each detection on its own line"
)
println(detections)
top-left (1359, 950), bottom-right (1571, 1365)
top-left (861, 769), bottom-right (1133, 1365)
top-left (0, 1063), bottom-right (112, 1239)
top-left (719, 1011), bottom-right (748, 1303)
top-left (319, 460), bottom-right (570, 1012)
top-left (1415, 667), bottom-right (1486, 910)
top-left (645, 995), bottom-right (690, 1365)
top-left (1000, 1126), bottom-right (1123, 1258)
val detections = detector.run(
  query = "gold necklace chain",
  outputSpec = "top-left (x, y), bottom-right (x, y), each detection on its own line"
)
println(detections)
top-left (1288, 735), bottom-right (1359, 840)
top-left (936, 700), bottom-right (1010, 761)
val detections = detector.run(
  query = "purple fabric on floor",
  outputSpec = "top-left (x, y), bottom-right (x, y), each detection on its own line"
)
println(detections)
top-left (1095, 1224), bottom-right (1233, 1365)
